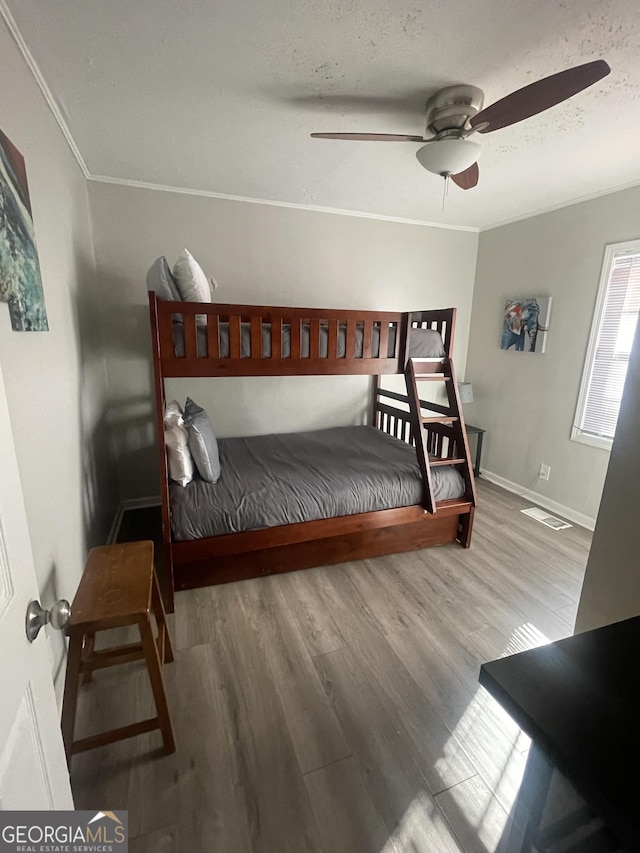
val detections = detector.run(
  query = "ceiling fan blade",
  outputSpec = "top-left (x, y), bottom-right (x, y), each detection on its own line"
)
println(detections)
top-left (310, 132), bottom-right (426, 141)
top-left (470, 59), bottom-right (610, 133)
top-left (452, 162), bottom-right (479, 190)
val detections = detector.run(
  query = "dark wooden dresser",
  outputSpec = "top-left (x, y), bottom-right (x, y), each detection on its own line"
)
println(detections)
top-left (480, 615), bottom-right (640, 851)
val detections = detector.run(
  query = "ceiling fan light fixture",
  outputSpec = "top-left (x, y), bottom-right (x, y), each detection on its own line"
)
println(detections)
top-left (416, 138), bottom-right (481, 177)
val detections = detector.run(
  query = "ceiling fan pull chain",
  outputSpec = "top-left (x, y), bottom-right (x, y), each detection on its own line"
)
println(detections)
top-left (442, 174), bottom-right (450, 211)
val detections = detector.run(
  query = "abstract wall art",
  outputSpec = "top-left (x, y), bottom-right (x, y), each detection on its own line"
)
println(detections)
top-left (501, 297), bottom-right (551, 354)
top-left (0, 128), bottom-right (48, 331)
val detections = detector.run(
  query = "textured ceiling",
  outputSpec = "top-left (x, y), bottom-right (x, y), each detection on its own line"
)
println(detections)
top-left (5, 0), bottom-right (640, 228)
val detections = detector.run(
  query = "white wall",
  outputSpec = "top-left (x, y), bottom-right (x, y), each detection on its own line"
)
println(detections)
top-left (575, 316), bottom-right (640, 632)
top-left (464, 186), bottom-right (640, 528)
top-left (0, 17), bottom-right (117, 691)
top-left (87, 181), bottom-right (479, 501)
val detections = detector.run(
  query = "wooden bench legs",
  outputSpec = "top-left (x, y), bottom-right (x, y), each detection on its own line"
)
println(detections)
top-left (139, 614), bottom-right (176, 755)
top-left (62, 570), bottom-right (175, 764)
top-left (61, 634), bottom-right (83, 762)
top-left (81, 632), bottom-right (95, 684)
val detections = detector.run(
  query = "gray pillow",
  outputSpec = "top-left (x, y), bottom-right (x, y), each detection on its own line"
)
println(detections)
top-left (146, 256), bottom-right (182, 301)
top-left (184, 397), bottom-right (221, 483)
top-left (408, 328), bottom-right (446, 358)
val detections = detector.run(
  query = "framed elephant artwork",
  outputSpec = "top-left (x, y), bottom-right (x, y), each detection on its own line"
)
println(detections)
top-left (501, 297), bottom-right (552, 353)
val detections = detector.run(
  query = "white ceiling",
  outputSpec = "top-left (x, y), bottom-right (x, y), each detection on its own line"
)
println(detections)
top-left (5, 0), bottom-right (640, 229)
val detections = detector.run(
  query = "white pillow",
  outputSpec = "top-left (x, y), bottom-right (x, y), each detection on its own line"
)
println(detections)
top-left (164, 400), bottom-right (194, 487)
top-left (173, 249), bottom-right (211, 303)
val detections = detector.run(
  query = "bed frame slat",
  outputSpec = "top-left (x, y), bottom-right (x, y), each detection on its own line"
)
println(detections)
top-left (271, 316), bottom-right (282, 359)
top-left (229, 315), bottom-right (241, 358)
top-left (346, 319), bottom-right (356, 360)
top-left (183, 313), bottom-right (197, 359)
top-left (290, 318), bottom-right (301, 359)
top-left (207, 315), bottom-right (219, 358)
top-left (310, 318), bottom-right (320, 359)
top-left (362, 319), bottom-right (373, 359)
top-left (328, 319), bottom-right (338, 359)
top-left (379, 321), bottom-right (390, 359)
top-left (250, 316), bottom-right (262, 359)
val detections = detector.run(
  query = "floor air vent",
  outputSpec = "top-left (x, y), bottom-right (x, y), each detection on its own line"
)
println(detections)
top-left (521, 507), bottom-right (572, 530)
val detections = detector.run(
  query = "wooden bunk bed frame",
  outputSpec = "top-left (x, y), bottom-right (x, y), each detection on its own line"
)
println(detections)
top-left (149, 293), bottom-right (477, 611)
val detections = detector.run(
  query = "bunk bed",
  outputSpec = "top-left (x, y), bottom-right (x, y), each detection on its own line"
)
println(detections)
top-left (149, 293), bottom-right (477, 611)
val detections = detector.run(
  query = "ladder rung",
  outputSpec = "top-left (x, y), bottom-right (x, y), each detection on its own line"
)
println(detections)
top-left (429, 457), bottom-right (466, 466)
top-left (414, 374), bottom-right (451, 381)
top-left (421, 416), bottom-right (459, 424)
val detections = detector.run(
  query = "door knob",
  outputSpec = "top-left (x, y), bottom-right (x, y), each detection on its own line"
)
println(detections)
top-left (26, 599), bottom-right (72, 642)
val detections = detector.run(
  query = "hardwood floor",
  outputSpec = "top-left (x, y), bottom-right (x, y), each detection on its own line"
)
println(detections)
top-left (71, 480), bottom-right (591, 852)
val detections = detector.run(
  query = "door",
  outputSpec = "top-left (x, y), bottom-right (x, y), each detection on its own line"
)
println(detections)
top-left (0, 358), bottom-right (73, 809)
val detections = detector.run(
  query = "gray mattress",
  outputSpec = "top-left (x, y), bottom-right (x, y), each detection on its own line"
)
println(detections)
top-left (173, 320), bottom-right (445, 360)
top-left (170, 425), bottom-right (465, 540)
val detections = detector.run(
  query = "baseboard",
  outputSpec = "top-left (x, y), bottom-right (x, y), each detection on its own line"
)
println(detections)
top-left (106, 496), bottom-right (161, 544)
top-left (480, 469), bottom-right (596, 532)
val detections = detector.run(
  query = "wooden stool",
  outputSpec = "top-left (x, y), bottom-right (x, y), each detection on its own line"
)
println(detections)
top-left (61, 541), bottom-right (176, 763)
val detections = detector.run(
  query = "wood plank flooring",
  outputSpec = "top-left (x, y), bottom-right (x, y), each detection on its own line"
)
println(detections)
top-left (71, 480), bottom-right (591, 852)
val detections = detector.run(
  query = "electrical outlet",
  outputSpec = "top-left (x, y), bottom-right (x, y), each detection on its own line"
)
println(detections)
top-left (539, 463), bottom-right (551, 481)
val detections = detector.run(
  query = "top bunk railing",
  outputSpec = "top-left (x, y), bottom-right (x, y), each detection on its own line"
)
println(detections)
top-left (151, 294), bottom-right (406, 377)
top-left (149, 293), bottom-right (456, 378)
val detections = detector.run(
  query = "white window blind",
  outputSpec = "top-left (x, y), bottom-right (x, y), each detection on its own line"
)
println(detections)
top-left (573, 242), bottom-right (640, 449)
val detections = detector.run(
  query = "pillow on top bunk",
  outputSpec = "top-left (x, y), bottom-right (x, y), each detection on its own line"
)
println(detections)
top-left (184, 397), bottom-right (221, 483)
top-left (172, 249), bottom-right (211, 303)
top-left (408, 328), bottom-right (446, 358)
top-left (146, 256), bottom-right (181, 301)
top-left (164, 400), bottom-right (194, 487)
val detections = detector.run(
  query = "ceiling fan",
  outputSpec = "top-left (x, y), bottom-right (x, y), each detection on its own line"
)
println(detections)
top-left (311, 60), bottom-right (610, 190)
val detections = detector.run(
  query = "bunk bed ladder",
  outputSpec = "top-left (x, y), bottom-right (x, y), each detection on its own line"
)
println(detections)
top-left (405, 357), bottom-right (477, 514)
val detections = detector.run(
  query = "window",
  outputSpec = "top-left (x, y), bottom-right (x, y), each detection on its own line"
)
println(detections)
top-left (572, 240), bottom-right (640, 450)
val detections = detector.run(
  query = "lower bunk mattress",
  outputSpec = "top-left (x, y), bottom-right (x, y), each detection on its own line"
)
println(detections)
top-left (170, 425), bottom-right (465, 541)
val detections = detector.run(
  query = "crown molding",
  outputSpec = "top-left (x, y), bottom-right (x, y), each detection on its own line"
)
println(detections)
top-left (87, 174), bottom-right (480, 232)
top-left (0, 0), bottom-right (90, 178)
top-left (483, 177), bottom-right (640, 232)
